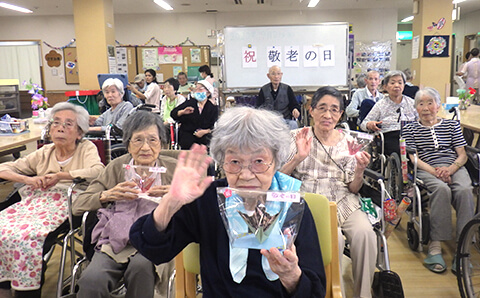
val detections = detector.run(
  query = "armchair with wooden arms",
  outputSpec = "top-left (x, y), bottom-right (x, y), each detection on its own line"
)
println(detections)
top-left (175, 193), bottom-right (342, 298)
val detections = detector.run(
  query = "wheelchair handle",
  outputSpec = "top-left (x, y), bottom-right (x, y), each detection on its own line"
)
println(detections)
top-left (364, 168), bottom-right (385, 181)
top-left (405, 146), bottom-right (415, 155)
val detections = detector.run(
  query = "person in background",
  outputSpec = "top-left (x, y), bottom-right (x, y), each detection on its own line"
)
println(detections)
top-left (402, 68), bottom-right (419, 99)
top-left (402, 87), bottom-right (474, 274)
top-left (170, 80), bottom-right (218, 150)
top-left (198, 65), bottom-right (219, 105)
top-left (256, 65), bottom-right (301, 129)
top-left (129, 73), bottom-right (146, 107)
top-left (128, 68), bottom-right (163, 109)
top-left (345, 70), bottom-right (384, 125)
top-left (0, 102), bottom-right (104, 298)
top-left (456, 51), bottom-right (471, 82)
top-left (90, 78), bottom-right (134, 132)
top-left (130, 107), bottom-right (326, 297)
top-left (160, 77), bottom-right (186, 125)
top-left (177, 72), bottom-right (194, 96)
top-left (360, 70), bottom-right (417, 156)
top-left (457, 48), bottom-right (480, 104)
top-left (281, 86), bottom-right (375, 298)
top-left (73, 111), bottom-right (177, 298)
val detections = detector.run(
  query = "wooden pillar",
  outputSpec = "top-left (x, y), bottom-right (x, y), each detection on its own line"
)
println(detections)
top-left (411, 0), bottom-right (453, 100)
top-left (73, 0), bottom-right (115, 90)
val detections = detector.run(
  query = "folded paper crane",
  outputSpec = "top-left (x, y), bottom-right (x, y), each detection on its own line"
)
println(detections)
top-left (238, 203), bottom-right (281, 244)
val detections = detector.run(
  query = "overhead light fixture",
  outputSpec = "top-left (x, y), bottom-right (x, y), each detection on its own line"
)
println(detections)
top-left (452, 0), bottom-right (467, 4)
top-left (0, 2), bottom-right (33, 13)
top-left (401, 16), bottom-right (414, 22)
top-left (307, 0), bottom-right (320, 8)
top-left (153, 0), bottom-right (173, 11)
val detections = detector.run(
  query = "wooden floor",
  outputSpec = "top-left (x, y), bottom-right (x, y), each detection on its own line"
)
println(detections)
top-left (0, 144), bottom-right (462, 298)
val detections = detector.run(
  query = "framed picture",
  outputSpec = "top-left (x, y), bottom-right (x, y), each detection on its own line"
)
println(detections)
top-left (423, 35), bottom-right (449, 58)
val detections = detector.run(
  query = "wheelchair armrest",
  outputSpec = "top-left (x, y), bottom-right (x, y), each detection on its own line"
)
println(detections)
top-left (364, 168), bottom-right (385, 181)
top-left (406, 146), bottom-right (415, 155)
top-left (466, 146), bottom-right (480, 154)
top-left (73, 177), bottom-right (87, 184)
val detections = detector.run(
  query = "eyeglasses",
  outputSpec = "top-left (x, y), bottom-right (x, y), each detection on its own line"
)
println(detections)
top-left (314, 105), bottom-right (341, 115)
top-left (222, 160), bottom-right (273, 174)
top-left (50, 120), bottom-right (76, 129)
top-left (129, 137), bottom-right (160, 148)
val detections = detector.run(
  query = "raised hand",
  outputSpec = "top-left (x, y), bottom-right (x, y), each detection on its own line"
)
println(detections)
top-left (355, 151), bottom-right (371, 171)
top-left (295, 127), bottom-right (312, 161)
top-left (261, 244), bottom-right (302, 293)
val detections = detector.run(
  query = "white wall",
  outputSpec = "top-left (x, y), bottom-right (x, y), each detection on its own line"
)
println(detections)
top-left (396, 41), bottom-right (412, 71)
top-left (0, 8), bottom-right (397, 91)
top-left (453, 9), bottom-right (480, 64)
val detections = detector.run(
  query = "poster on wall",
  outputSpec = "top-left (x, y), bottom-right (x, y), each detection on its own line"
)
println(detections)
top-left (158, 46), bottom-right (183, 64)
top-left (142, 48), bottom-right (159, 70)
top-left (190, 48), bottom-right (201, 63)
top-left (63, 47), bottom-right (79, 84)
top-left (116, 47), bottom-right (128, 73)
top-left (352, 40), bottom-right (391, 80)
top-left (423, 35), bottom-right (449, 58)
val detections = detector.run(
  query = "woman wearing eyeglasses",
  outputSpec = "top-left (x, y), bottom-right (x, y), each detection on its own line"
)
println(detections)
top-left (281, 86), bottom-right (375, 298)
top-left (130, 107), bottom-right (326, 297)
top-left (0, 102), bottom-right (104, 298)
top-left (73, 111), bottom-right (178, 298)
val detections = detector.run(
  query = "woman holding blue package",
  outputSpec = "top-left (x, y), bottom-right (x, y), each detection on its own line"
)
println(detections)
top-left (130, 106), bottom-right (326, 297)
top-left (170, 80), bottom-right (218, 150)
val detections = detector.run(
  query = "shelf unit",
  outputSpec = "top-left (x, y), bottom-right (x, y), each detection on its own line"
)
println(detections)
top-left (0, 79), bottom-right (20, 118)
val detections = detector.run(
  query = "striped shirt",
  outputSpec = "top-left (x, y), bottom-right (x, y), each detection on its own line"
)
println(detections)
top-left (402, 119), bottom-right (467, 167)
top-left (287, 127), bottom-right (360, 225)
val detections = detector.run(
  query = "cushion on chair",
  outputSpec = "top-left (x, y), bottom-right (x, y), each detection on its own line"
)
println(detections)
top-left (183, 243), bottom-right (200, 274)
top-left (304, 193), bottom-right (332, 266)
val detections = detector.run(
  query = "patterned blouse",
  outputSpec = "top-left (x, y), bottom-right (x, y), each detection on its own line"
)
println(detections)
top-left (287, 127), bottom-right (361, 225)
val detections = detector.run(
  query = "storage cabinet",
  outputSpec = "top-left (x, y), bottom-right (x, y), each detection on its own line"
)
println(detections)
top-left (0, 79), bottom-right (21, 118)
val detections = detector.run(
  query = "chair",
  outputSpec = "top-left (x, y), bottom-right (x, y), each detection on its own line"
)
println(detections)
top-left (175, 193), bottom-right (342, 298)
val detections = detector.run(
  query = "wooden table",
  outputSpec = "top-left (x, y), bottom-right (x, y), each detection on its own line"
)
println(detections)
top-left (0, 118), bottom-right (46, 153)
top-left (438, 105), bottom-right (480, 146)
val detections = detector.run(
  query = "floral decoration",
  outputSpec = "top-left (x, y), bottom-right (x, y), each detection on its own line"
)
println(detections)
top-left (457, 87), bottom-right (476, 109)
top-left (23, 79), bottom-right (48, 110)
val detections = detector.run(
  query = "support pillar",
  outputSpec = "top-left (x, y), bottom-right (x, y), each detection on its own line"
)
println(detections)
top-left (73, 0), bottom-right (115, 90)
top-left (411, 0), bottom-right (453, 100)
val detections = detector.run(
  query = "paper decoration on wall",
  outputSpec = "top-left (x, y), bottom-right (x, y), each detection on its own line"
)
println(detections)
top-left (159, 46), bottom-right (183, 64)
top-left (319, 45), bottom-right (335, 67)
top-left (303, 46), bottom-right (318, 67)
top-left (427, 18), bottom-right (446, 31)
top-left (423, 35), bottom-right (449, 57)
top-left (173, 66), bottom-right (182, 78)
top-left (242, 46), bottom-right (257, 68)
top-left (353, 40), bottom-right (392, 79)
top-left (66, 61), bottom-right (76, 69)
top-left (190, 48), bottom-right (201, 63)
top-left (284, 46), bottom-right (300, 67)
top-left (45, 50), bottom-right (62, 67)
top-left (116, 47), bottom-right (128, 74)
top-left (187, 66), bottom-right (200, 81)
top-left (142, 48), bottom-right (159, 70)
top-left (267, 46), bottom-right (282, 67)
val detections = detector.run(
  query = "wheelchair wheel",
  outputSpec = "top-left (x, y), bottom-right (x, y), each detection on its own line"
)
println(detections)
top-left (407, 222), bottom-right (419, 251)
top-left (386, 153), bottom-right (403, 204)
top-left (110, 144), bottom-right (127, 160)
top-left (457, 218), bottom-right (480, 298)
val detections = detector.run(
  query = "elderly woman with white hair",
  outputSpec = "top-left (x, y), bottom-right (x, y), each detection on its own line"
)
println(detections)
top-left (90, 78), bottom-right (134, 132)
top-left (0, 102), bottom-right (104, 298)
top-left (130, 107), bottom-right (326, 297)
top-left (360, 70), bottom-right (417, 156)
top-left (402, 87), bottom-right (474, 274)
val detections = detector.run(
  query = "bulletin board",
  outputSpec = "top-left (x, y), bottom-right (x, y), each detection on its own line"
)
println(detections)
top-left (136, 45), bottom-right (210, 82)
top-left (115, 46), bottom-right (138, 83)
top-left (223, 23), bottom-right (349, 89)
top-left (63, 47), bottom-right (79, 84)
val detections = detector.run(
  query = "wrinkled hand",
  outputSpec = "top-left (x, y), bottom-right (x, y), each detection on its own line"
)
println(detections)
top-left (261, 244), bottom-right (302, 293)
top-left (43, 173), bottom-right (61, 190)
top-left (292, 108), bottom-right (300, 119)
top-left (355, 151), bottom-right (371, 171)
top-left (147, 185), bottom-right (170, 197)
top-left (25, 176), bottom-right (48, 190)
top-left (126, 84), bottom-right (136, 91)
top-left (367, 121), bottom-right (382, 131)
top-left (100, 181), bottom-right (139, 202)
top-left (166, 144), bottom-right (213, 207)
top-left (435, 166), bottom-right (452, 184)
top-left (295, 127), bottom-right (312, 161)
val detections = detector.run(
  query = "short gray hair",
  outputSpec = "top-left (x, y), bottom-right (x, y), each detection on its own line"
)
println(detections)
top-left (356, 73), bottom-right (367, 88)
top-left (414, 87), bottom-right (441, 107)
top-left (383, 70), bottom-right (406, 85)
top-left (50, 102), bottom-right (89, 136)
top-left (102, 78), bottom-right (125, 96)
top-left (210, 107), bottom-right (290, 171)
top-left (122, 111), bottom-right (166, 147)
